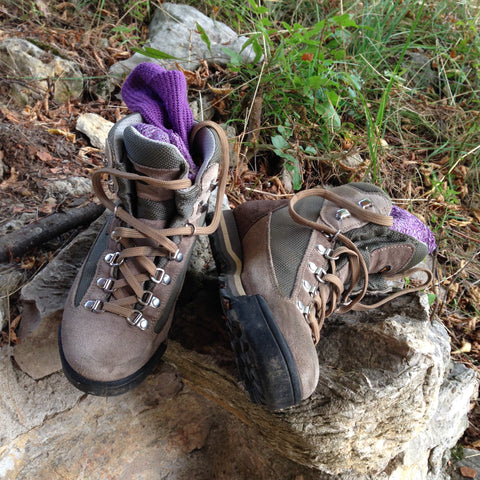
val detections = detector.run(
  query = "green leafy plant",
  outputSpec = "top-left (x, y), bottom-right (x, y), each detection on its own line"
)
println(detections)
top-left (220, 3), bottom-right (362, 186)
top-left (271, 132), bottom-right (302, 190)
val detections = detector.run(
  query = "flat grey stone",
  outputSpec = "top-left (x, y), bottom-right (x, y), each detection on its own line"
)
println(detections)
top-left (19, 212), bottom-right (107, 337)
top-left (110, 3), bottom-right (258, 81)
top-left (0, 349), bottom-right (83, 447)
top-left (13, 310), bottom-right (62, 379)
top-left (449, 449), bottom-right (480, 479)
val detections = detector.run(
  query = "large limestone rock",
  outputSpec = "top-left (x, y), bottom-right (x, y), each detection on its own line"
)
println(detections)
top-left (110, 3), bottom-right (258, 80)
top-left (168, 292), bottom-right (479, 479)
top-left (0, 38), bottom-right (83, 105)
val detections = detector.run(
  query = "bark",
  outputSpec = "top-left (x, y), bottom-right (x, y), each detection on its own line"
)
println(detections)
top-left (0, 203), bottom-right (105, 262)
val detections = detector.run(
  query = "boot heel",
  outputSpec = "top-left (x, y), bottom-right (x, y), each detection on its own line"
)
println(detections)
top-left (210, 210), bottom-right (302, 410)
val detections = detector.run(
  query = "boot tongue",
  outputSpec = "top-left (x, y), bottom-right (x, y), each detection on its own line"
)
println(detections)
top-left (122, 125), bottom-right (190, 221)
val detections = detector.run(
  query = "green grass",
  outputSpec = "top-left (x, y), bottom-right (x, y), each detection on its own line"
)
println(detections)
top-left (179, 0), bottom-right (480, 198)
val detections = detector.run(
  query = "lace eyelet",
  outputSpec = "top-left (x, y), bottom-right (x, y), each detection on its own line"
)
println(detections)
top-left (185, 222), bottom-right (197, 235)
top-left (104, 252), bottom-right (124, 267)
top-left (150, 267), bottom-right (171, 285)
top-left (315, 245), bottom-right (339, 261)
top-left (138, 291), bottom-right (161, 309)
top-left (296, 300), bottom-right (311, 321)
top-left (169, 249), bottom-right (183, 262)
top-left (308, 262), bottom-right (326, 283)
top-left (84, 299), bottom-right (104, 312)
top-left (110, 230), bottom-right (121, 242)
top-left (303, 279), bottom-right (318, 296)
top-left (336, 208), bottom-right (351, 221)
top-left (127, 310), bottom-right (149, 330)
top-left (96, 277), bottom-right (116, 293)
top-left (358, 198), bottom-right (372, 209)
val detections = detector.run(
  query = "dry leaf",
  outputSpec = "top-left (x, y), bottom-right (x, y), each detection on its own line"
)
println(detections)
top-left (47, 128), bottom-right (76, 142)
top-left (470, 285), bottom-right (480, 305)
top-left (0, 166), bottom-right (19, 188)
top-left (459, 466), bottom-right (477, 479)
top-left (452, 342), bottom-right (472, 354)
top-left (36, 150), bottom-right (53, 163)
top-left (208, 84), bottom-right (234, 95)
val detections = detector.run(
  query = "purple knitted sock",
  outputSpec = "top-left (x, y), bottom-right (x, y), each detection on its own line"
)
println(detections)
top-left (390, 205), bottom-right (436, 254)
top-left (121, 63), bottom-right (198, 179)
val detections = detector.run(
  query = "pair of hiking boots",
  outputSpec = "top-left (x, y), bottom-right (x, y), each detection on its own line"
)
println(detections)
top-left (59, 63), bottom-right (434, 410)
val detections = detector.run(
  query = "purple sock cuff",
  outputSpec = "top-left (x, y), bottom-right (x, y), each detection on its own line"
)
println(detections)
top-left (121, 63), bottom-right (198, 178)
top-left (390, 205), bottom-right (437, 254)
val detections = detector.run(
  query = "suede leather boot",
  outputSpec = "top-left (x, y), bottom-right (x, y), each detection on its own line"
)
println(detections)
top-left (59, 115), bottom-right (228, 395)
top-left (210, 183), bottom-right (433, 410)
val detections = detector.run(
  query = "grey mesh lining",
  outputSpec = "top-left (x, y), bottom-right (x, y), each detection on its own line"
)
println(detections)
top-left (123, 126), bottom-right (189, 174)
top-left (343, 224), bottom-right (428, 273)
top-left (137, 198), bottom-right (175, 221)
top-left (74, 217), bottom-right (112, 307)
top-left (270, 196), bottom-right (325, 298)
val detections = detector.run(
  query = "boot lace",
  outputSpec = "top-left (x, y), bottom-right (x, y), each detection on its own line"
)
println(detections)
top-left (289, 188), bottom-right (433, 343)
top-left (83, 121), bottom-right (229, 330)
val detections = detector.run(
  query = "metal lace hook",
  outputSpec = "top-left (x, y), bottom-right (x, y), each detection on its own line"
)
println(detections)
top-left (185, 222), bottom-right (197, 235)
top-left (332, 208), bottom-right (351, 243)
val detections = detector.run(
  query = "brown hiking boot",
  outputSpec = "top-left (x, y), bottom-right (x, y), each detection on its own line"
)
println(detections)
top-left (59, 116), bottom-right (228, 395)
top-left (210, 183), bottom-right (432, 409)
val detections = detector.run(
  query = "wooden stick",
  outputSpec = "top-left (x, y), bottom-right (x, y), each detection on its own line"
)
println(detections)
top-left (0, 203), bottom-right (105, 262)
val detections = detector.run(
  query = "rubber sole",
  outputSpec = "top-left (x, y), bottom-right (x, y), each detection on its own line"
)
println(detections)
top-left (58, 325), bottom-right (167, 397)
top-left (209, 210), bottom-right (302, 410)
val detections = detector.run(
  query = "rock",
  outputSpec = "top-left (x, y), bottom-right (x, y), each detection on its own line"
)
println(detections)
top-left (0, 265), bottom-right (25, 331)
top-left (388, 362), bottom-right (478, 480)
top-left (46, 176), bottom-right (92, 200)
top-left (76, 113), bottom-right (113, 150)
top-left (0, 360), bottom-right (322, 480)
top-left (339, 152), bottom-right (364, 169)
top-left (0, 38), bottom-right (83, 105)
top-left (169, 292), bottom-right (478, 479)
top-left (304, 296), bottom-right (454, 475)
top-left (459, 467), bottom-right (477, 479)
top-left (0, 212), bottom-right (38, 236)
top-left (0, 349), bottom-right (83, 447)
top-left (189, 96), bottom-right (215, 122)
top-left (188, 235), bottom-right (216, 277)
top-left (110, 3), bottom-right (258, 81)
top-left (13, 310), bottom-right (62, 379)
top-left (403, 52), bottom-right (438, 90)
top-left (19, 212), bottom-right (107, 337)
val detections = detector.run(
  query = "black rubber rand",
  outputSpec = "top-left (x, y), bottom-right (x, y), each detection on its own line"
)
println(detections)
top-left (209, 210), bottom-right (302, 410)
top-left (58, 327), bottom-right (167, 397)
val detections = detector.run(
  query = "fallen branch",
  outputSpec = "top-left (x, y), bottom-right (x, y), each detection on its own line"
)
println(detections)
top-left (0, 203), bottom-right (105, 262)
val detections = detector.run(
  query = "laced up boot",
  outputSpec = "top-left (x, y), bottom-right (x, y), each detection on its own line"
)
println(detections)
top-left (59, 116), bottom-right (228, 395)
top-left (210, 182), bottom-right (433, 410)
